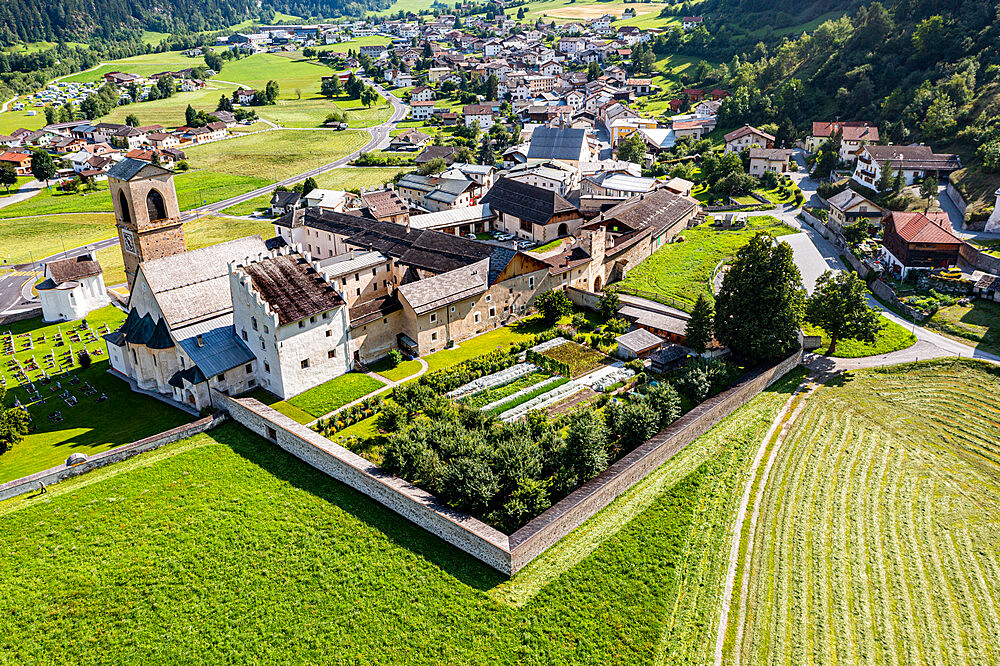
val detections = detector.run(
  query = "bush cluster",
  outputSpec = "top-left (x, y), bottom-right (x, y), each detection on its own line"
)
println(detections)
top-left (524, 349), bottom-right (570, 377)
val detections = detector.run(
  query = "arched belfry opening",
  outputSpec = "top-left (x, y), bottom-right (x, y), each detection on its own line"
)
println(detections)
top-left (146, 189), bottom-right (167, 222)
top-left (118, 190), bottom-right (132, 225)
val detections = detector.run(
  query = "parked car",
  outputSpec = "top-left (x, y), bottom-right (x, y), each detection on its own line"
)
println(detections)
top-left (464, 233), bottom-right (477, 240)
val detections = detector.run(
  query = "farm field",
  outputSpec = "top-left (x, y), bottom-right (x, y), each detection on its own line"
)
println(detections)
top-left (0, 170), bottom-right (269, 219)
top-left (183, 129), bottom-right (369, 180)
top-left (93, 214), bottom-right (274, 286)
top-left (60, 51), bottom-right (211, 82)
top-left (728, 360), bottom-right (1000, 665)
top-left (0, 306), bottom-right (193, 483)
top-left (0, 106), bottom-right (46, 134)
top-left (801, 320), bottom-right (916, 358)
top-left (98, 83), bottom-right (239, 128)
top-left (0, 213), bottom-right (116, 266)
top-left (925, 300), bottom-right (1000, 358)
top-left (0, 366), bottom-right (806, 664)
top-left (540, 340), bottom-right (610, 377)
top-left (614, 217), bottom-right (797, 311)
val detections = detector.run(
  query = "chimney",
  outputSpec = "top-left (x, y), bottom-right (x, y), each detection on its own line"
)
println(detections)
top-left (196, 334), bottom-right (204, 348)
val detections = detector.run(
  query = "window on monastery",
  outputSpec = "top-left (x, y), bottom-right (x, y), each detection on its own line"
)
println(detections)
top-left (242, 330), bottom-right (248, 341)
top-left (328, 349), bottom-right (337, 359)
top-left (372, 268), bottom-right (377, 276)
top-left (429, 313), bottom-right (438, 323)
top-left (251, 317), bottom-right (258, 331)
top-left (260, 341), bottom-right (265, 350)
top-left (528, 276), bottom-right (535, 289)
top-left (298, 321), bottom-right (305, 328)
top-left (356, 288), bottom-right (361, 297)
top-left (355, 273), bottom-right (360, 281)
top-left (326, 330), bottom-right (332, 337)
top-left (310, 316), bottom-right (316, 324)
top-left (431, 332), bottom-right (438, 341)
top-left (264, 362), bottom-right (270, 373)
top-left (450, 306), bottom-right (455, 313)
top-left (249, 379), bottom-right (256, 387)
top-left (485, 294), bottom-right (491, 302)
top-left (342, 278), bottom-right (348, 287)
top-left (301, 359), bottom-right (310, 369)
top-left (489, 307), bottom-right (496, 318)
top-left (520, 219), bottom-right (532, 232)
top-left (474, 312), bottom-right (481, 323)
top-left (245, 364), bottom-right (252, 373)
top-left (323, 312), bottom-right (330, 319)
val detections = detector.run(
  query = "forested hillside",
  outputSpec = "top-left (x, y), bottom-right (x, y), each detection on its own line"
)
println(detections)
top-left (0, 0), bottom-right (393, 46)
top-left (671, 0), bottom-right (1000, 214)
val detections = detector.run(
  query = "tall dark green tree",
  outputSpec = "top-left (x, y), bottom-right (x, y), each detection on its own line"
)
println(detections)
top-left (685, 293), bottom-right (715, 354)
top-left (715, 233), bottom-right (804, 363)
top-left (30, 149), bottom-right (57, 188)
top-left (0, 387), bottom-right (30, 457)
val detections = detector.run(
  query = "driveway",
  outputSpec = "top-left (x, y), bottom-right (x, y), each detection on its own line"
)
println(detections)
top-left (0, 179), bottom-right (43, 211)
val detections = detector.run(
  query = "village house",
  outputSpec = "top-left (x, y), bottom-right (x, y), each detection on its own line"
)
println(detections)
top-left (409, 85), bottom-right (435, 102)
top-left (880, 211), bottom-right (964, 277)
top-left (463, 103), bottom-right (496, 130)
top-left (724, 125), bottom-right (776, 153)
top-left (396, 172), bottom-right (480, 212)
top-left (526, 126), bottom-right (591, 169)
top-left (682, 16), bottom-right (703, 31)
top-left (505, 160), bottom-right (579, 196)
top-left (270, 191), bottom-right (301, 217)
top-left (825, 190), bottom-right (886, 234)
top-left (807, 121), bottom-right (879, 162)
top-left (852, 144), bottom-right (961, 190)
top-left (481, 177), bottom-right (581, 242)
top-left (409, 100), bottom-right (436, 121)
top-left (0, 151), bottom-right (32, 175)
top-left (748, 148), bottom-right (793, 177)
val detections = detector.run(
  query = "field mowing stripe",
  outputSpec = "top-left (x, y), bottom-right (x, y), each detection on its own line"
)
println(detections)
top-left (883, 445), bottom-right (923, 665)
top-left (967, 534), bottom-right (1000, 662)
top-left (900, 471), bottom-right (947, 665)
top-left (853, 428), bottom-right (882, 663)
top-left (864, 430), bottom-right (899, 665)
top-left (942, 523), bottom-right (990, 662)
top-left (919, 481), bottom-right (970, 664)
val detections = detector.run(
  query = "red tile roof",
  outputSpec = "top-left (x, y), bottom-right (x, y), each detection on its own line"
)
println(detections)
top-left (889, 211), bottom-right (962, 245)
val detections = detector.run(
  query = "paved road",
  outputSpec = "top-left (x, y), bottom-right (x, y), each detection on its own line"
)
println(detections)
top-left (0, 179), bottom-right (43, 211)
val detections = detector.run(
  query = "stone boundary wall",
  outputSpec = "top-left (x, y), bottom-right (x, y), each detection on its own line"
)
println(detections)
top-left (566, 286), bottom-right (602, 311)
top-left (0, 413), bottom-right (224, 502)
top-left (959, 243), bottom-right (1000, 275)
top-left (214, 352), bottom-right (802, 575)
top-left (0, 307), bottom-right (43, 326)
top-left (506, 350), bottom-right (803, 571)
top-left (946, 182), bottom-right (968, 218)
top-left (215, 392), bottom-right (514, 574)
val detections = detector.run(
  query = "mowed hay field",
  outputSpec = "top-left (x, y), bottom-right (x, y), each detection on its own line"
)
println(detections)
top-left (0, 369), bottom-right (807, 664)
top-left (729, 360), bottom-right (1000, 665)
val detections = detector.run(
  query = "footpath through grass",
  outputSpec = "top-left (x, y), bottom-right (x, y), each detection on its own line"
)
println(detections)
top-left (733, 360), bottom-right (1000, 665)
top-left (0, 306), bottom-right (192, 482)
top-left (801, 318), bottom-right (917, 358)
top-left (614, 216), bottom-right (796, 311)
top-left (0, 364), bottom-right (806, 664)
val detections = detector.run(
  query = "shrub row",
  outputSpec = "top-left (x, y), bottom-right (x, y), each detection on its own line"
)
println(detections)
top-left (313, 395), bottom-right (384, 436)
top-left (525, 349), bottom-right (571, 377)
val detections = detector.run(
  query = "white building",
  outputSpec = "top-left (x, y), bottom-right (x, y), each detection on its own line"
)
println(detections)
top-left (37, 254), bottom-right (110, 322)
top-left (229, 248), bottom-right (352, 398)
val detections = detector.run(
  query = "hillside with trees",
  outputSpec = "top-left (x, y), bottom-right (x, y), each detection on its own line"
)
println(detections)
top-left (661, 0), bottom-right (1000, 215)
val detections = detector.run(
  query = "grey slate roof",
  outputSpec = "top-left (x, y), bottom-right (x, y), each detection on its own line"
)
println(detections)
top-left (480, 177), bottom-right (578, 226)
top-left (526, 126), bottom-right (587, 161)
top-left (106, 157), bottom-right (172, 182)
top-left (616, 327), bottom-right (664, 353)
top-left (597, 189), bottom-right (697, 238)
top-left (44, 254), bottom-right (102, 285)
top-left (139, 235), bottom-right (267, 330)
top-left (398, 259), bottom-right (489, 315)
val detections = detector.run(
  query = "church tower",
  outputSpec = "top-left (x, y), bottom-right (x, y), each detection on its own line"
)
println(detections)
top-left (107, 158), bottom-right (187, 290)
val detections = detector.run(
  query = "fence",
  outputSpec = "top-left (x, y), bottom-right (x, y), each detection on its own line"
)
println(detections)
top-left (216, 351), bottom-right (803, 576)
top-left (0, 413), bottom-right (225, 502)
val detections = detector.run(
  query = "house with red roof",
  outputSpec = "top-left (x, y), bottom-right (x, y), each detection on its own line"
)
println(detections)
top-left (881, 211), bottom-right (964, 277)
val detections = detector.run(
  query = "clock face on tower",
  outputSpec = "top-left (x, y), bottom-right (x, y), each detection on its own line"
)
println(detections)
top-left (121, 229), bottom-right (137, 256)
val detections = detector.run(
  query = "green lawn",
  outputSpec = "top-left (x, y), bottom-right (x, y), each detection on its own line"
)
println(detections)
top-left (801, 319), bottom-right (917, 358)
top-left (0, 306), bottom-right (193, 483)
top-left (284, 372), bottom-right (385, 420)
top-left (0, 213), bottom-right (116, 266)
top-left (0, 365), bottom-right (806, 663)
top-left (99, 83), bottom-right (239, 129)
top-left (926, 300), bottom-right (1000, 357)
top-left (242, 388), bottom-right (315, 425)
top-left (368, 356), bottom-right (423, 382)
top-left (0, 106), bottom-right (46, 135)
top-left (614, 217), bottom-right (797, 311)
top-left (184, 130), bottom-right (369, 180)
top-left (422, 320), bottom-right (549, 374)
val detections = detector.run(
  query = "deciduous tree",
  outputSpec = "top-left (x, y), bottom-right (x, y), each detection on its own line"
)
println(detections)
top-left (805, 270), bottom-right (884, 355)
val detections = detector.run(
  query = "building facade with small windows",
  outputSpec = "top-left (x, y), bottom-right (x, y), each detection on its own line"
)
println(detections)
top-left (229, 248), bottom-right (352, 398)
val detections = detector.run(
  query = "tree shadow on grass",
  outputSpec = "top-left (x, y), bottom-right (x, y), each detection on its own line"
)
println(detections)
top-left (213, 423), bottom-right (506, 591)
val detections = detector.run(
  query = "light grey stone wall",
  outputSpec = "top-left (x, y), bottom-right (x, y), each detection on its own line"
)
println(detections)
top-left (0, 414), bottom-right (224, 502)
top-left (217, 392), bottom-right (514, 573)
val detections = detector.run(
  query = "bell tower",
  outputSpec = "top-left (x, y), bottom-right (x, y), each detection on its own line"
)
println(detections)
top-left (108, 158), bottom-right (187, 290)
